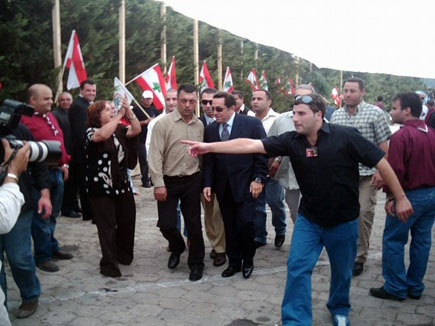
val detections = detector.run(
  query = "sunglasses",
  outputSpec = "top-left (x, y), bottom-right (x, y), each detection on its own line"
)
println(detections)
top-left (201, 99), bottom-right (213, 106)
top-left (294, 95), bottom-right (314, 104)
top-left (212, 106), bottom-right (225, 112)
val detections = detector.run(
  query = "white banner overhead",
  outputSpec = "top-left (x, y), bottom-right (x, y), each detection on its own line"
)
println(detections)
top-left (160, 0), bottom-right (435, 79)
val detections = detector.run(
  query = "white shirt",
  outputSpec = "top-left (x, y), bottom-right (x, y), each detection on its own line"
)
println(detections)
top-left (145, 110), bottom-right (167, 155)
top-left (258, 107), bottom-right (280, 134)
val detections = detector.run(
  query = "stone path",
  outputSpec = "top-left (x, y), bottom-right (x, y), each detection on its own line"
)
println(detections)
top-left (5, 177), bottom-right (435, 325)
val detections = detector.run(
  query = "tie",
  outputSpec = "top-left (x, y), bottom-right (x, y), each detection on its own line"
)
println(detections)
top-left (221, 123), bottom-right (230, 141)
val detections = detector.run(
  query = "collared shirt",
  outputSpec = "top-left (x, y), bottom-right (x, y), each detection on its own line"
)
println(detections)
top-left (145, 110), bottom-right (167, 154)
top-left (218, 112), bottom-right (235, 139)
top-left (330, 101), bottom-right (391, 176)
top-left (267, 111), bottom-right (299, 190)
top-left (258, 107), bottom-right (280, 134)
top-left (20, 112), bottom-right (70, 166)
top-left (204, 114), bottom-right (215, 126)
top-left (148, 109), bottom-right (204, 187)
top-left (262, 123), bottom-right (384, 227)
top-left (386, 120), bottom-right (435, 191)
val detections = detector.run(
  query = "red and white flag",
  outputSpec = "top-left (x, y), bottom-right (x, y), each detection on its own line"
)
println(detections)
top-left (246, 68), bottom-right (259, 91)
top-left (63, 30), bottom-right (88, 90)
top-left (330, 87), bottom-right (340, 106)
top-left (135, 63), bottom-right (167, 110)
top-left (259, 71), bottom-right (268, 90)
top-left (275, 77), bottom-right (281, 85)
top-left (223, 67), bottom-right (234, 92)
top-left (283, 78), bottom-right (295, 95)
top-left (165, 56), bottom-right (177, 90)
top-left (199, 61), bottom-right (215, 91)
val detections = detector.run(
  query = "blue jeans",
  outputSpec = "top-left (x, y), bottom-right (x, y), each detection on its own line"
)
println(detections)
top-left (32, 169), bottom-right (64, 264)
top-left (254, 178), bottom-right (286, 243)
top-left (281, 215), bottom-right (358, 326)
top-left (382, 187), bottom-right (435, 298)
top-left (0, 209), bottom-right (40, 303)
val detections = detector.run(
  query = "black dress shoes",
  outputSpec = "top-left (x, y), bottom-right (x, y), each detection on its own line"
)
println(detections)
top-left (274, 234), bottom-right (285, 248)
top-left (52, 251), bottom-right (73, 260)
top-left (254, 241), bottom-right (266, 249)
top-left (168, 252), bottom-right (181, 269)
top-left (352, 262), bottom-right (364, 276)
top-left (242, 262), bottom-right (254, 279)
top-left (62, 210), bottom-right (82, 218)
top-left (369, 287), bottom-right (405, 301)
top-left (221, 265), bottom-right (241, 278)
top-left (189, 266), bottom-right (204, 281)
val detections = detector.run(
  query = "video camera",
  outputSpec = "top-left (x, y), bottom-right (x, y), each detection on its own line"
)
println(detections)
top-left (0, 99), bottom-right (62, 166)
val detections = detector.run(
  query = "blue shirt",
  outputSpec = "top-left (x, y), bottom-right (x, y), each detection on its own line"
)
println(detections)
top-left (218, 112), bottom-right (235, 139)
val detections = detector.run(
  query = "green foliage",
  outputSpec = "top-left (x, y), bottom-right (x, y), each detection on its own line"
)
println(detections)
top-left (0, 0), bottom-right (429, 110)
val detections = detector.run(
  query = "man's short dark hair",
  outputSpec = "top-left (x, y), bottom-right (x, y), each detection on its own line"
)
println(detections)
top-left (256, 89), bottom-right (272, 100)
top-left (345, 77), bottom-right (365, 91)
top-left (231, 90), bottom-right (244, 99)
top-left (377, 96), bottom-right (383, 102)
top-left (177, 84), bottom-right (197, 96)
top-left (294, 93), bottom-right (326, 118)
top-left (213, 91), bottom-right (236, 109)
top-left (393, 93), bottom-right (422, 118)
top-left (80, 79), bottom-right (95, 89)
top-left (201, 88), bottom-right (217, 97)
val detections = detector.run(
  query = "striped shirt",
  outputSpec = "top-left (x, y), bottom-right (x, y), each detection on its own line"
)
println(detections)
top-left (330, 101), bottom-right (391, 176)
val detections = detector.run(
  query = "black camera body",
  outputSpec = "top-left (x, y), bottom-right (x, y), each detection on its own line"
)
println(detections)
top-left (0, 99), bottom-right (62, 166)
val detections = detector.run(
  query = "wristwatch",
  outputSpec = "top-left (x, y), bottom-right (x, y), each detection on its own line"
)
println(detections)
top-left (253, 177), bottom-right (263, 184)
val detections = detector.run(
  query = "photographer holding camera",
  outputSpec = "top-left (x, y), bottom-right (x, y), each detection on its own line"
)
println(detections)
top-left (0, 139), bottom-right (30, 325)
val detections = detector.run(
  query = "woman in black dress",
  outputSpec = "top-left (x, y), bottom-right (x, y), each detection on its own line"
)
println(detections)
top-left (85, 98), bottom-right (140, 277)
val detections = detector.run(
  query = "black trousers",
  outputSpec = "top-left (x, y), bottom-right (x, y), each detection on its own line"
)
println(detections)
top-left (157, 173), bottom-right (204, 268)
top-left (138, 142), bottom-right (149, 184)
top-left (71, 162), bottom-right (93, 220)
top-left (90, 192), bottom-right (136, 275)
top-left (218, 183), bottom-right (256, 268)
top-left (61, 170), bottom-right (79, 213)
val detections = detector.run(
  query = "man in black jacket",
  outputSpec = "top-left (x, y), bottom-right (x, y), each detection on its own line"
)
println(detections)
top-left (68, 80), bottom-right (96, 220)
top-left (0, 124), bottom-right (51, 319)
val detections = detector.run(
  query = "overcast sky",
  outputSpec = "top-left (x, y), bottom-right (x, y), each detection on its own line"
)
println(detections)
top-left (161, 0), bottom-right (435, 79)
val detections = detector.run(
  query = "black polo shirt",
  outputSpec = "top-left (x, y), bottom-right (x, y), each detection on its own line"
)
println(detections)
top-left (262, 122), bottom-right (384, 228)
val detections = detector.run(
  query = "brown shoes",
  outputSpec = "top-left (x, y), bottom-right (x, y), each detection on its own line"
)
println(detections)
top-left (15, 298), bottom-right (38, 318)
top-left (213, 253), bottom-right (226, 267)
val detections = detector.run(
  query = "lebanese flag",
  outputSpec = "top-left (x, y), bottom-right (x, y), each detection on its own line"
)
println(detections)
top-left (330, 87), bottom-right (340, 106)
top-left (223, 67), bottom-right (234, 92)
top-left (275, 77), bottom-right (281, 85)
top-left (63, 30), bottom-right (88, 90)
top-left (246, 68), bottom-right (259, 91)
top-left (259, 70), bottom-right (268, 90)
top-left (135, 63), bottom-right (167, 110)
top-left (165, 56), bottom-right (177, 90)
top-left (199, 60), bottom-right (215, 91)
top-left (283, 78), bottom-right (295, 95)
top-left (289, 78), bottom-right (295, 95)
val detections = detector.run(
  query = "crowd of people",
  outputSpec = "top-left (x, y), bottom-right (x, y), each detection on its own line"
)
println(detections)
top-left (0, 76), bottom-right (433, 326)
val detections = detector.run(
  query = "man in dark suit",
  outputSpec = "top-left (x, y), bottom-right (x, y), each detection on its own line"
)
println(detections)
top-left (203, 91), bottom-right (268, 279)
top-left (68, 79), bottom-right (96, 221)
top-left (199, 88), bottom-right (217, 126)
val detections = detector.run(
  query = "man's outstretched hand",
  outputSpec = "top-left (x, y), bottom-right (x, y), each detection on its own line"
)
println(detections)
top-left (180, 140), bottom-right (209, 157)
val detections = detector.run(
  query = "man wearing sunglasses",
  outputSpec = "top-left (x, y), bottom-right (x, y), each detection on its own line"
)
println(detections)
top-left (199, 88), bottom-right (226, 268)
top-left (202, 91), bottom-right (267, 279)
top-left (149, 84), bottom-right (205, 282)
top-left (330, 77), bottom-right (392, 277)
top-left (182, 93), bottom-right (413, 326)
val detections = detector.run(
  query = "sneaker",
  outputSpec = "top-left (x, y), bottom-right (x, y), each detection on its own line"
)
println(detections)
top-left (36, 260), bottom-right (59, 272)
top-left (15, 298), bottom-right (38, 319)
top-left (333, 314), bottom-right (350, 326)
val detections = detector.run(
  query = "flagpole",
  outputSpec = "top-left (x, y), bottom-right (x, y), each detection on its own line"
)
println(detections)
top-left (193, 19), bottom-right (200, 117)
top-left (52, 0), bottom-right (63, 102)
top-left (160, 3), bottom-right (167, 74)
top-left (125, 74), bottom-right (141, 86)
top-left (217, 31), bottom-right (222, 91)
top-left (119, 0), bottom-right (126, 83)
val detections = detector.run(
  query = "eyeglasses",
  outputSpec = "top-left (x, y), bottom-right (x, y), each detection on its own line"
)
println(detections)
top-left (294, 95), bottom-right (313, 104)
top-left (212, 106), bottom-right (225, 112)
top-left (201, 99), bottom-right (213, 106)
